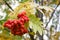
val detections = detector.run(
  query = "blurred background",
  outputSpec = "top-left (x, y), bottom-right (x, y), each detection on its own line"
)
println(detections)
top-left (0, 0), bottom-right (60, 40)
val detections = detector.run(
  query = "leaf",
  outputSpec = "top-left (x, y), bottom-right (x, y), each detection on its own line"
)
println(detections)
top-left (51, 0), bottom-right (59, 4)
top-left (24, 22), bottom-right (29, 29)
top-left (12, 35), bottom-right (22, 40)
top-left (3, 7), bottom-right (11, 14)
top-left (20, 0), bottom-right (29, 3)
top-left (0, 28), bottom-right (10, 40)
top-left (2, 28), bottom-right (10, 37)
top-left (28, 14), bottom-right (43, 35)
top-left (0, 27), bottom-right (22, 40)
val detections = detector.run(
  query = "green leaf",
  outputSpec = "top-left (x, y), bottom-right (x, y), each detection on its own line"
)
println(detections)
top-left (51, 0), bottom-right (59, 4)
top-left (1, 28), bottom-right (22, 40)
top-left (12, 35), bottom-right (22, 40)
top-left (28, 14), bottom-right (43, 35)
top-left (1, 28), bottom-right (10, 38)
top-left (20, 0), bottom-right (28, 3)
top-left (37, 0), bottom-right (41, 2)
top-left (52, 0), bottom-right (57, 2)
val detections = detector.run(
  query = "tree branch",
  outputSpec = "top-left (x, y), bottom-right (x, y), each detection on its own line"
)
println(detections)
top-left (3, 0), bottom-right (14, 11)
top-left (45, 3), bottom-right (60, 28)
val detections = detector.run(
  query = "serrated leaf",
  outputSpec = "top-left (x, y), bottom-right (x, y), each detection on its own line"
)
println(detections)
top-left (28, 14), bottom-right (43, 35)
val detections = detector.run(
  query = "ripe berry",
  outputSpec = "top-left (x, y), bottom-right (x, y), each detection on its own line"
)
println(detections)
top-left (17, 20), bottom-right (24, 25)
top-left (17, 11), bottom-right (26, 18)
top-left (4, 20), bottom-right (12, 29)
top-left (22, 16), bottom-right (29, 22)
top-left (4, 24), bottom-right (11, 29)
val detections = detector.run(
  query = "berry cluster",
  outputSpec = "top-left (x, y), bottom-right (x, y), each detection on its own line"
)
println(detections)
top-left (4, 11), bottom-right (29, 36)
top-left (17, 11), bottom-right (29, 23)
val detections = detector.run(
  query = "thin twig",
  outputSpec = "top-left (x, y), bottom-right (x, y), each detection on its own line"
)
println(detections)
top-left (3, 0), bottom-right (14, 11)
top-left (45, 3), bottom-right (60, 28)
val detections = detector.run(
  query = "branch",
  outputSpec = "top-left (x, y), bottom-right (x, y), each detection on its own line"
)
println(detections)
top-left (3, 0), bottom-right (14, 11)
top-left (45, 3), bottom-right (60, 28)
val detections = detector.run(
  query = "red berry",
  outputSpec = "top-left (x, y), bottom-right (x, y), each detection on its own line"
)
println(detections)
top-left (20, 28), bottom-right (24, 33)
top-left (22, 16), bottom-right (29, 22)
top-left (11, 30), bottom-right (15, 35)
top-left (4, 21), bottom-right (12, 29)
top-left (13, 20), bottom-right (17, 24)
top-left (6, 20), bottom-right (12, 24)
top-left (17, 20), bottom-right (24, 25)
top-left (7, 24), bottom-right (11, 28)
top-left (4, 11), bottom-right (29, 36)
top-left (20, 25), bottom-right (25, 28)
top-left (17, 11), bottom-right (26, 18)
top-left (17, 14), bottom-right (22, 18)
top-left (19, 32), bottom-right (23, 36)
top-left (19, 18), bottom-right (24, 23)
top-left (15, 31), bottom-right (20, 35)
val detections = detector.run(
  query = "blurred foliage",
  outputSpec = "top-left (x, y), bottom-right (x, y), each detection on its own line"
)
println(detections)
top-left (0, 26), bottom-right (22, 40)
top-left (51, 0), bottom-right (59, 4)
top-left (0, 14), bottom-right (9, 25)
top-left (37, 6), bottom-right (54, 18)
top-left (0, 0), bottom-right (60, 40)
top-left (20, 0), bottom-right (29, 3)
